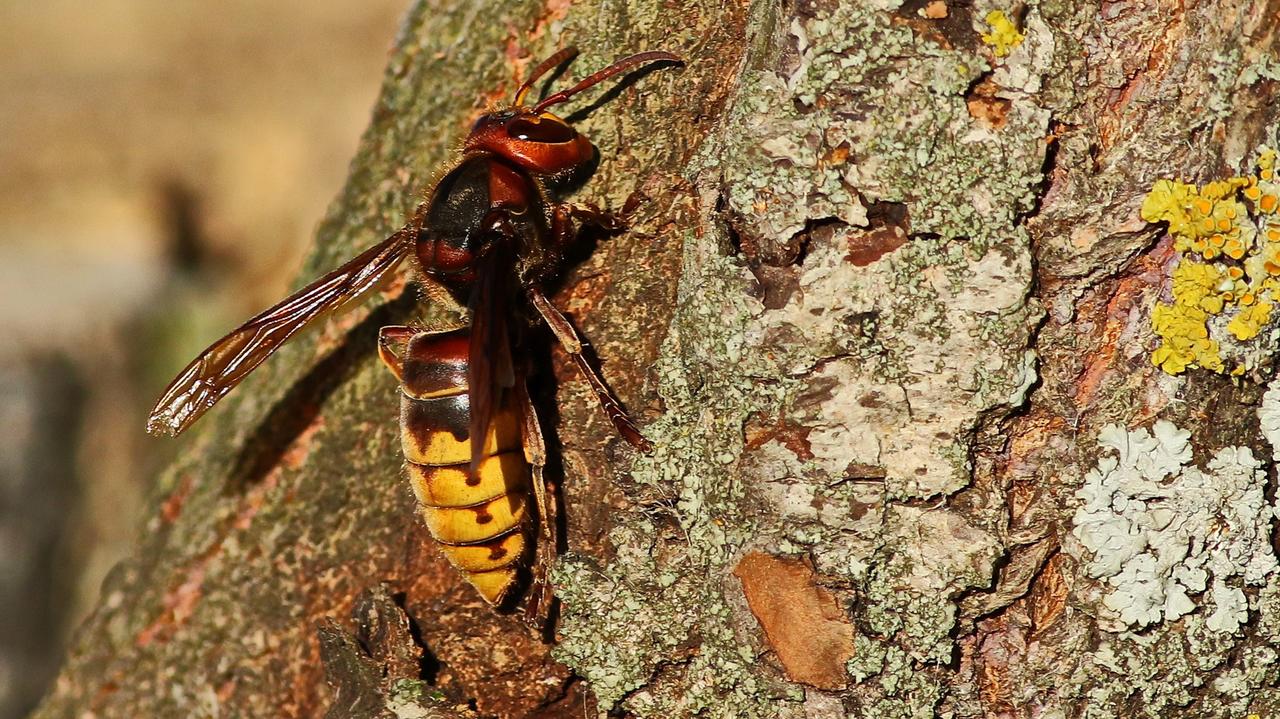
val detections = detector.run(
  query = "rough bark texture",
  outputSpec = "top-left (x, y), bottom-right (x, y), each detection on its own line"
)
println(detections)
top-left (31, 0), bottom-right (1280, 717)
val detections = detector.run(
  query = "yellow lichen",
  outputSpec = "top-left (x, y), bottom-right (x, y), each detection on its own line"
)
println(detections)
top-left (1260, 149), bottom-right (1276, 179)
top-left (1228, 298), bottom-right (1272, 341)
top-left (1142, 179), bottom-right (1197, 237)
top-left (1151, 302), bottom-right (1222, 374)
top-left (981, 11), bottom-right (1024, 58)
top-left (1170, 260), bottom-right (1222, 313)
top-left (1147, 148), bottom-right (1280, 374)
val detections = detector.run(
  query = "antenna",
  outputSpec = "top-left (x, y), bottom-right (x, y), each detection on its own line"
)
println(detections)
top-left (531, 50), bottom-right (682, 114)
top-left (513, 46), bottom-right (580, 106)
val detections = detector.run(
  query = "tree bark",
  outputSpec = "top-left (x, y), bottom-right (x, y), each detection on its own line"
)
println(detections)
top-left (32, 0), bottom-right (1280, 717)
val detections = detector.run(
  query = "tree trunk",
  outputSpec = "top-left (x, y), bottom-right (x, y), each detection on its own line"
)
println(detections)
top-left (32, 0), bottom-right (1280, 717)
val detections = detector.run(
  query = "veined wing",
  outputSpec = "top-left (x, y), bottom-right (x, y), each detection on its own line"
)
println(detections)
top-left (147, 228), bottom-right (413, 436)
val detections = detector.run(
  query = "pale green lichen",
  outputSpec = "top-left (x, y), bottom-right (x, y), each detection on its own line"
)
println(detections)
top-left (1084, 632), bottom-right (1200, 717)
top-left (1072, 611), bottom-right (1280, 719)
top-left (385, 679), bottom-right (451, 719)
top-left (1206, 49), bottom-right (1247, 121)
top-left (1058, 548), bottom-right (1280, 719)
top-left (863, 507), bottom-right (1002, 662)
top-left (553, 223), bottom-right (800, 717)
top-left (859, 644), bottom-right (945, 718)
top-left (555, 0), bottom-right (1048, 713)
top-left (847, 634), bottom-right (888, 683)
top-left (1238, 52), bottom-right (1280, 86)
top-left (1071, 421), bottom-right (1278, 633)
top-left (552, 536), bottom-right (705, 710)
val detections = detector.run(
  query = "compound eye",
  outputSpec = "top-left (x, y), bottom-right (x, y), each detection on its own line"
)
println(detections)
top-left (507, 116), bottom-right (576, 144)
top-left (473, 110), bottom-right (516, 132)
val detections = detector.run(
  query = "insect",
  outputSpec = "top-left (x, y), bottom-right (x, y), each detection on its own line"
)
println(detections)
top-left (147, 47), bottom-right (680, 611)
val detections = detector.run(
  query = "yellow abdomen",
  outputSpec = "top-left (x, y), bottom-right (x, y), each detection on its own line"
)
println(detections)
top-left (395, 329), bottom-right (531, 604)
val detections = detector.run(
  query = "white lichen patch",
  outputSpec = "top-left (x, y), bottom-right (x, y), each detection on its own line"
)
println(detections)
top-left (1259, 378), bottom-right (1280, 457)
top-left (1071, 421), bottom-right (1278, 633)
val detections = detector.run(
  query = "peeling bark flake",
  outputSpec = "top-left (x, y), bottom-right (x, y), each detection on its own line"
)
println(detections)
top-left (733, 552), bottom-right (856, 691)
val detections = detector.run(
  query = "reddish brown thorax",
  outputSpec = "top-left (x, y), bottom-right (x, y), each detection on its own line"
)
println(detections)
top-left (413, 48), bottom-right (682, 296)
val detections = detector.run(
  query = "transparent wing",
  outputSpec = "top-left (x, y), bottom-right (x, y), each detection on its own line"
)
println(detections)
top-left (147, 228), bottom-right (413, 436)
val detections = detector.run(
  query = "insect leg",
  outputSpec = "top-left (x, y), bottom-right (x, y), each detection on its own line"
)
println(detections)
top-left (516, 376), bottom-right (556, 627)
top-left (549, 203), bottom-right (627, 249)
top-left (526, 287), bottom-right (653, 453)
top-left (377, 325), bottom-right (416, 381)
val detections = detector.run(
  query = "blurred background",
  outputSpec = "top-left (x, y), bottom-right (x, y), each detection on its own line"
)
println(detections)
top-left (0, 1), bottom-right (406, 716)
